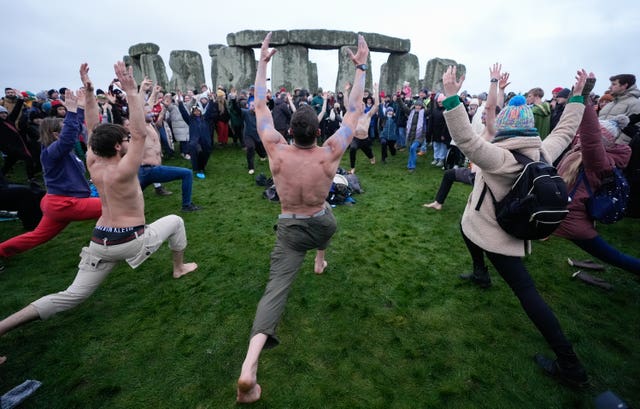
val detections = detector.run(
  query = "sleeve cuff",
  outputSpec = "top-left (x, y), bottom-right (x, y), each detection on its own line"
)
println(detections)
top-left (569, 95), bottom-right (584, 104)
top-left (443, 95), bottom-right (461, 111)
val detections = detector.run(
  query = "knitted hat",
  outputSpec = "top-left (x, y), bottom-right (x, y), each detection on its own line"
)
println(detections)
top-left (36, 90), bottom-right (48, 101)
top-left (557, 88), bottom-right (571, 99)
top-left (0, 106), bottom-right (8, 114)
top-left (493, 95), bottom-right (537, 140)
top-left (552, 87), bottom-right (563, 94)
top-left (599, 115), bottom-right (629, 142)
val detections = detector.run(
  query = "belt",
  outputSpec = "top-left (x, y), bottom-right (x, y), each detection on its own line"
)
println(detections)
top-left (279, 208), bottom-right (327, 219)
top-left (91, 226), bottom-right (145, 246)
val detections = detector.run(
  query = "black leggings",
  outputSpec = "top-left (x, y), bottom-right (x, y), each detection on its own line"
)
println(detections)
top-left (349, 138), bottom-right (374, 168)
top-left (434, 168), bottom-right (474, 204)
top-left (461, 227), bottom-right (574, 356)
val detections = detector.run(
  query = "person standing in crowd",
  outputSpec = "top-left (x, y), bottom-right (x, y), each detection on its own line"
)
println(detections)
top-left (405, 99), bottom-right (428, 172)
top-left (236, 32), bottom-right (368, 404)
top-left (348, 83), bottom-right (378, 174)
top-left (0, 88), bottom-right (101, 263)
top-left (598, 73), bottom-right (640, 144)
top-left (178, 94), bottom-right (215, 179)
top-left (441, 63), bottom-right (590, 388)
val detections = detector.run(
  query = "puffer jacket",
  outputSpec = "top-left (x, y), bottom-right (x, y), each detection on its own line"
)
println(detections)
top-left (443, 99), bottom-right (585, 256)
top-left (166, 103), bottom-right (189, 142)
top-left (599, 84), bottom-right (640, 143)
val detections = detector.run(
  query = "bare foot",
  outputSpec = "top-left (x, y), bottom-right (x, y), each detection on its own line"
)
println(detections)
top-left (237, 379), bottom-right (262, 403)
top-left (173, 262), bottom-right (197, 278)
top-left (349, 168), bottom-right (355, 174)
top-left (423, 201), bottom-right (442, 210)
top-left (0, 356), bottom-right (6, 365)
top-left (370, 158), bottom-right (376, 164)
top-left (314, 260), bottom-right (328, 274)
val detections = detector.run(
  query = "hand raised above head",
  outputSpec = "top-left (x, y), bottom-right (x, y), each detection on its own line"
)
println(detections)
top-left (64, 89), bottom-right (78, 112)
top-left (489, 63), bottom-right (502, 81)
top-left (347, 35), bottom-right (369, 66)
top-left (499, 72), bottom-right (511, 90)
top-left (572, 69), bottom-right (588, 96)
top-left (114, 61), bottom-right (137, 93)
top-left (259, 32), bottom-right (277, 63)
top-left (442, 66), bottom-right (465, 98)
top-left (79, 63), bottom-right (93, 91)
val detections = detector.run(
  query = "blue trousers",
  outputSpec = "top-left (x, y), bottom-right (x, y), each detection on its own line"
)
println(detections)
top-left (571, 235), bottom-right (640, 274)
top-left (407, 140), bottom-right (421, 169)
top-left (138, 165), bottom-right (194, 207)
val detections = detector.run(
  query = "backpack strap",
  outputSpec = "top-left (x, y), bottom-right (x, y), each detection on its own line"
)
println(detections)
top-left (569, 169), bottom-right (594, 200)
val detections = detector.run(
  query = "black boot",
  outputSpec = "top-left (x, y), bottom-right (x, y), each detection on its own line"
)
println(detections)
top-left (459, 266), bottom-right (491, 288)
top-left (534, 353), bottom-right (589, 388)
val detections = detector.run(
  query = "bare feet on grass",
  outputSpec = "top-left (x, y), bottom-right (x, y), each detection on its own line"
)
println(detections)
top-left (237, 378), bottom-right (262, 403)
top-left (314, 260), bottom-right (328, 274)
top-left (423, 201), bottom-right (442, 210)
top-left (173, 262), bottom-right (198, 278)
top-left (0, 356), bottom-right (6, 365)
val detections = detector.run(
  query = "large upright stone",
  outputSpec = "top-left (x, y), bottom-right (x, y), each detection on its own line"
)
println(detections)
top-left (336, 46), bottom-right (372, 94)
top-left (128, 43), bottom-right (160, 57)
top-left (213, 46), bottom-right (256, 91)
top-left (168, 50), bottom-right (205, 93)
top-left (424, 58), bottom-right (466, 93)
top-left (381, 53), bottom-right (419, 96)
top-left (358, 32), bottom-right (410, 53)
top-left (123, 55), bottom-right (143, 83)
top-left (208, 44), bottom-right (225, 88)
top-left (227, 30), bottom-right (289, 47)
top-left (288, 30), bottom-right (357, 50)
top-left (139, 54), bottom-right (169, 90)
top-left (271, 45), bottom-right (311, 92)
top-left (308, 62), bottom-right (318, 94)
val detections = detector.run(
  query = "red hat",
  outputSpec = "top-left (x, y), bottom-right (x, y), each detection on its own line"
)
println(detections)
top-left (552, 87), bottom-right (563, 94)
top-left (51, 100), bottom-right (64, 108)
top-left (279, 87), bottom-right (286, 93)
top-left (379, 91), bottom-right (386, 98)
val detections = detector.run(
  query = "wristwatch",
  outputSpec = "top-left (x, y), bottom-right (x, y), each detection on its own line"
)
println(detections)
top-left (356, 64), bottom-right (368, 71)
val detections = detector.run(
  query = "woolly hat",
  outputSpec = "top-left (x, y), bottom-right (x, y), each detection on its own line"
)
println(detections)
top-left (36, 90), bottom-right (48, 101)
top-left (493, 95), bottom-right (537, 140)
top-left (552, 87), bottom-right (564, 94)
top-left (0, 106), bottom-right (8, 114)
top-left (599, 115), bottom-right (629, 143)
top-left (557, 88), bottom-right (571, 99)
top-left (51, 100), bottom-right (64, 109)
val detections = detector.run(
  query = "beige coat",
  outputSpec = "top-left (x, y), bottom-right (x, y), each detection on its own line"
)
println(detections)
top-left (443, 102), bottom-right (585, 256)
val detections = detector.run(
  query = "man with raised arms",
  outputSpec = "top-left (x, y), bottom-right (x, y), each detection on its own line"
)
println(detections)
top-left (236, 32), bottom-right (369, 403)
top-left (0, 62), bottom-right (196, 365)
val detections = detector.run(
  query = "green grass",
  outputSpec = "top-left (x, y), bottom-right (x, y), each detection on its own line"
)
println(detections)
top-left (1, 144), bottom-right (639, 408)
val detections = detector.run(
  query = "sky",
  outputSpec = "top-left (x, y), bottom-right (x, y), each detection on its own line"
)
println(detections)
top-left (3, 0), bottom-right (640, 100)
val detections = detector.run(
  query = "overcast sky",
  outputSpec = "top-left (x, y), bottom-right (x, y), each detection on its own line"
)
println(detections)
top-left (3, 0), bottom-right (639, 99)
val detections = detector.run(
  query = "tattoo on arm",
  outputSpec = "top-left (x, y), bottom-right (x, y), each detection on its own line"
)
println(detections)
top-left (256, 86), bottom-right (267, 101)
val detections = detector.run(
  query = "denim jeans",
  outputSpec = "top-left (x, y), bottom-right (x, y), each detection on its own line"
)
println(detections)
top-left (138, 165), bottom-right (193, 207)
top-left (396, 127), bottom-right (407, 148)
top-left (407, 140), bottom-right (421, 169)
top-left (433, 142), bottom-right (448, 161)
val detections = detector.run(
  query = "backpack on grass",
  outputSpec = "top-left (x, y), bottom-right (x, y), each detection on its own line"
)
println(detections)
top-left (476, 151), bottom-right (569, 240)
top-left (571, 167), bottom-right (629, 224)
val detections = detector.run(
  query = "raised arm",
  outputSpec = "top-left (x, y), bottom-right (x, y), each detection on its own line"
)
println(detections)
top-left (366, 83), bottom-right (379, 119)
top-left (317, 91), bottom-right (328, 122)
top-left (80, 63), bottom-right (100, 138)
top-left (255, 32), bottom-right (287, 148)
top-left (322, 37), bottom-right (368, 155)
top-left (114, 62), bottom-right (145, 171)
top-left (483, 63), bottom-right (502, 139)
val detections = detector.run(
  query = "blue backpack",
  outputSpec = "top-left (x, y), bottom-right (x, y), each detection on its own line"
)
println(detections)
top-left (571, 167), bottom-right (630, 224)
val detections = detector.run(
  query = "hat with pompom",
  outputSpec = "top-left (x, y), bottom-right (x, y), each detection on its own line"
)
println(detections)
top-left (496, 95), bottom-right (538, 137)
top-left (599, 115), bottom-right (629, 143)
top-left (493, 95), bottom-right (537, 141)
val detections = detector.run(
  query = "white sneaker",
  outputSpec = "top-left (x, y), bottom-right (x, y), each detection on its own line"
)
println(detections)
top-left (248, 169), bottom-right (255, 175)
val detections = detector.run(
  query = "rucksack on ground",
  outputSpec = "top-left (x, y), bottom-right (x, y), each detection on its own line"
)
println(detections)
top-left (476, 151), bottom-right (569, 240)
top-left (571, 167), bottom-right (629, 224)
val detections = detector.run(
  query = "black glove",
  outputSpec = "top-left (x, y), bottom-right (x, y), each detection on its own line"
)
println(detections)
top-left (582, 77), bottom-right (596, 98)
top-left (627, 113), bottom-right (640, 126)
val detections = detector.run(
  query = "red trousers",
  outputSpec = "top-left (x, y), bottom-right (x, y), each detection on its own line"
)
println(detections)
top-left (0, 194), bottom-right (102, 258)
top-left (216, 121), bottom-right (229, 145)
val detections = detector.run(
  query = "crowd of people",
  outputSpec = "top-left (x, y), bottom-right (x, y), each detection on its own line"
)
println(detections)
top-left (0, 32), bottom-right (639, 403)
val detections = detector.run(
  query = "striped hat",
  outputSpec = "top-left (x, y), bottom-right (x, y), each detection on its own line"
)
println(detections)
top-left (493, 95), bottom-right (537, 140)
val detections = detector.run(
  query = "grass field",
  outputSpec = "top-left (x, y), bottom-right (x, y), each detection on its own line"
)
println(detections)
top-left (1, 144), bottom-right (639, 408)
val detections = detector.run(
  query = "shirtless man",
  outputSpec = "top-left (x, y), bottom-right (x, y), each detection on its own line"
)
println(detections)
top-left (0, 62), bottom-right (196, 365)
top-left (236, 32), bottom-right (369, 403)
top-left (349, 82), bottom-right (379, 174)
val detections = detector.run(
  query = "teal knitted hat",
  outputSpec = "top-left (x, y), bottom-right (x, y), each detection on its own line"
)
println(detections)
top-left (493, 95), bottom-right (537, 140)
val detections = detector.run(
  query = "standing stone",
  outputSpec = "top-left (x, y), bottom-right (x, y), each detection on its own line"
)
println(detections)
top-left (208, 44), bottom-right (225, 89)
top-left (168, 50), bottom-right (205, 93)
top-left (381, 53), bottom-right (420, 97)
top-left (139, 54), bottom-right (169, 90)
top-left (212, 46), bottom-right (256, 91)
top-left (271, 45), bottom-right (311, 93)
top-left (128, 43), bottom-right (160, 57)
top-left (123, 55), bottom-right (143, 83)
top-left (308, 62), bottom-right (318, 95)
top-left (424, 58), bottom-right (466, 93)
top-left (336, 46), bottom-right (372, 94)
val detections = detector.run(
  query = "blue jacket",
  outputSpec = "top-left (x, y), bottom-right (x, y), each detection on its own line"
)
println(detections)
top-left (41, 110), bottom-right (90, 197)
top-left (179, 102), bottom-right (215, 148)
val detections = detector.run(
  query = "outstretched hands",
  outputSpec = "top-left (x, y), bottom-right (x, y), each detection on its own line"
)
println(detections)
top-left (442, 66), bottom-right (465, 97)
top-left (347, 35), bottom-right (369, 66)
top-left (64, 89), bottom-right (78, 113)
top-left (114, 61), bottom-right (137, 94)
top-left (80, 63), bottom-right (94, 92)
top-left (571, 69), bottom-right (589, 96)
top-left (260, 32), bottom-right (277, 63)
